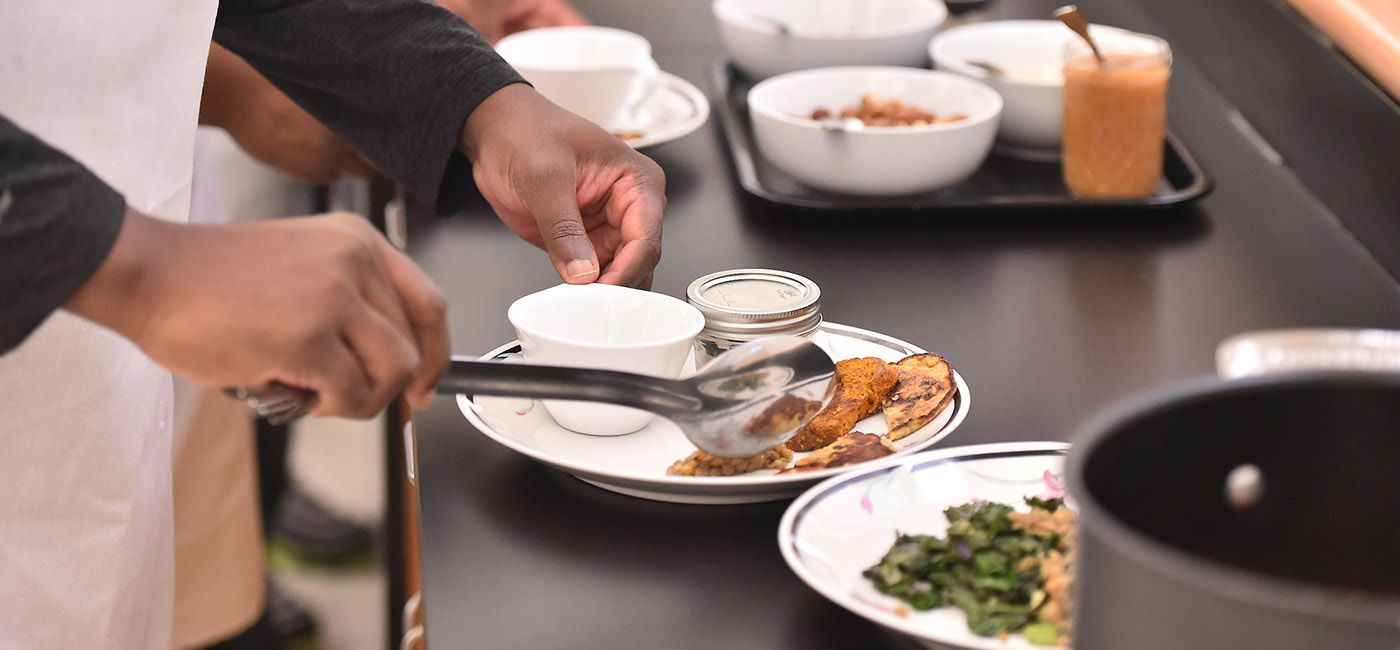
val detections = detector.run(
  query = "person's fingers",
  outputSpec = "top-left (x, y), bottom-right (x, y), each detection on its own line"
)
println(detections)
top-left (336, 303), bottom-right (421, 417)
top-left (373, 240), bottom-right (450, 408)
top-left (597, 236), bottom-right (662, 288)
top-left (301, 332), bottom-right (377, 419)
top-left (513, 157), bottom-right (601, 284)
top-left (356, 257), bottom-right (416, 351)
top-left (592, 162), bottom-right (664, 287)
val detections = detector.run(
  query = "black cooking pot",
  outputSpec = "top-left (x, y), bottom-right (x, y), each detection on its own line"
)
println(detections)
top-left (1067, 371), bottom-right (1400, 649)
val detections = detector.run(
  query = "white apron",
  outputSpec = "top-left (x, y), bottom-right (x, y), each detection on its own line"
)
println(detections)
top-left (0, 0), bottom-right (219, 647)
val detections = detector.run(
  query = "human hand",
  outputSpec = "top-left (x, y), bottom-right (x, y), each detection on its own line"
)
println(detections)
top-left (437, 0), bottom-right (588, 44)
top-left (201, 44), bottom-right (376, 184)
top-left (65, 210), bottom-right (448, 416)
top-left (459, 84), bottom-right (665, 288)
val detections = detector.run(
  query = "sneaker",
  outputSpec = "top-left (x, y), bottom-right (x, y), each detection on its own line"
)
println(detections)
top-left (266, 580), bottom-right (319, 650)
top-left (198, 581), bottom-right (318, 650)
top-left (267, 486), bottom-right (376, 571)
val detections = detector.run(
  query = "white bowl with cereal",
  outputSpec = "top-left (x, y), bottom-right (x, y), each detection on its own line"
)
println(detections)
top-left (747, 66), bottom-right (1002, 196)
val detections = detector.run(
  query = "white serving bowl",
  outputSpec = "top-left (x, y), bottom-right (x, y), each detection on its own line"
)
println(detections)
top-left (713, 0), bottom-right (949, 80)
top-left (747, 66), bottom-right (1002, 196)
top-left (929, 19), bottom-right (1130, 160)
top-left (508, 283), bottom-right (705, 436)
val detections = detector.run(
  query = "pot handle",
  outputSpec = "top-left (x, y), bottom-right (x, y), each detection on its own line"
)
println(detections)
top-left (1215, 328), bottom-right (1400, 378)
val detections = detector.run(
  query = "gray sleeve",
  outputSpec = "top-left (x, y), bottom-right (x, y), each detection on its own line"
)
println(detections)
top-left (0, 113), bottom-right (126, 353)
top-left (213, 0), bottom-right (525, 212)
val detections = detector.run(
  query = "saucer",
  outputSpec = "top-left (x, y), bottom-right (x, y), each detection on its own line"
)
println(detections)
top-left (610, 71), bottom-right (711, 149)
top-left (454, 322), bottom-right (970, 504)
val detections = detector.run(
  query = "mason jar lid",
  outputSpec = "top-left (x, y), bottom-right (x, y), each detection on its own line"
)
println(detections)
top-left (686, 269), bottom-right (821, 338)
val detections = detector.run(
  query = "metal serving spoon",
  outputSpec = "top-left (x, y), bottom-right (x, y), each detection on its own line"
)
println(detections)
top-left (440, 335), bottom-right (837, 458)
top-left (965, 59), bottom-right (1007, 78)
top-left (231, 336), bottom-right (837, 458)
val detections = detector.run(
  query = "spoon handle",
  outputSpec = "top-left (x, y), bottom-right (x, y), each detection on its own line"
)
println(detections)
top-left (1054, 5), bottom-right (1105, 64)
top-left (436, 358), bottom-right (699, 413)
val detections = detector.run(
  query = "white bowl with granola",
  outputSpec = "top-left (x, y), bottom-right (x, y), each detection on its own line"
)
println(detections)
top-left (747, 66), bottom-right (1002, 196)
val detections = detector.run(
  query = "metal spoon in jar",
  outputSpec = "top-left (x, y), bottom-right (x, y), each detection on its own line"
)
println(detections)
top-left (1054, 5), bottom-right (1105, 65)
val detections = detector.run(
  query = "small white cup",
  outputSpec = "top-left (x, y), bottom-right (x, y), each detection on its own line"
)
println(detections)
top-left (507, 283), bottom-right (705, 436)
top-left (495, 26), bottom-right (662, 130)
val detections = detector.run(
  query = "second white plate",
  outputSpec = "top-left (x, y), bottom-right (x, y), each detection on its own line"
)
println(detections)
top-left (779, 442), bottom-right (1073, 649)
top-left (454, 322), bottom-right (971, 504)
top-left (614, 71), bottom-right (710, 149)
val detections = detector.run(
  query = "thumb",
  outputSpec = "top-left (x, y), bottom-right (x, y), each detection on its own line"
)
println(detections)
top-left (514, 162), bottom-right (600, 284)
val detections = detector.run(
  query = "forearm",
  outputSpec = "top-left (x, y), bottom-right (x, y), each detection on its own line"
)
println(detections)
top-left (199, 42), bottom-right (266, 129)
top-left (213, 0), bottom-right (524, 209)
top-left (0, 113), bottom-right (126, 353)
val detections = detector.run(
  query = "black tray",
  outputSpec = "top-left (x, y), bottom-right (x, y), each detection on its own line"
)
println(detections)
top-left (709, 60), bottom-right (1212, 212)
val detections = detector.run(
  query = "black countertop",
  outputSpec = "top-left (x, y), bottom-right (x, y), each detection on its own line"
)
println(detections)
top-left (403, 0), bottom-right (1400, 647)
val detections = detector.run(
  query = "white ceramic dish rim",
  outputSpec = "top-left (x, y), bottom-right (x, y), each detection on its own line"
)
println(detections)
top-left (507, 284), bottom-right (705, 351)
top-left (712, 0), bottom-right (949, 41)
top-left (748, 66), bottom-right (1003, 134)
top-left (454, 321), bottom-right (972, 493)
top-left (494, 25), bottom-right (655, 71)
top-left (622, 71), bottom-right (711, 149)
top-left (778, 441), bottom-right (1074, 649)
top-left (930, 21), bottom-right (1142, 88)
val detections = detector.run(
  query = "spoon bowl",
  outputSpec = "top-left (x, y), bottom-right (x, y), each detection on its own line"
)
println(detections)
top-left (436, 336), bottom-right (837, 457)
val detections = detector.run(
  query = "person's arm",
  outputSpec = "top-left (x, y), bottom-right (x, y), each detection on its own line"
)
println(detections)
top-left (200, 43), bottom-right (375, 184)
top-left (212, 0), bottom-right (521, 212)
top-left (0, 113), bottom-right (125, 352)
top-left (214, 0), bottom-right (665, 288)
top-left (1, 113), bottom-right (446, 413)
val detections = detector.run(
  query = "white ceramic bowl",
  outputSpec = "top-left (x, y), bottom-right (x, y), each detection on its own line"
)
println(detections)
top-left (929, 19), bottom-right (1130, 160)
top-left (713, 0), bottom-right (949, 80)
top-left (747, 66), bottom-right (1002, 196)
top-left (507, 283), bottom-right (705, 436)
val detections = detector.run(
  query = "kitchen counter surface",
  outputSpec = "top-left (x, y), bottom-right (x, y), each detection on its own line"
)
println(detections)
top-left (400, 0), bottom-right (1400, 647)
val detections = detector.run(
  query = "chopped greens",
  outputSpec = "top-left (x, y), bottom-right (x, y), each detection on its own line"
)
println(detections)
top-left (862, 498), bottom-right (1071, 645)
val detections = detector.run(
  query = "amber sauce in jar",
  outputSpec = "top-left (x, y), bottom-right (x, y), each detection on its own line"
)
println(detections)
top-left (1062, 34), bottom-right (1171, 198)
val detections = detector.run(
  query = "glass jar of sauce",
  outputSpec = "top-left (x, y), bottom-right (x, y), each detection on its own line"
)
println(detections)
top-left (686, 269), bottom-right (822, 365)
top-left (1062, 32), bottom-right (1172, 198)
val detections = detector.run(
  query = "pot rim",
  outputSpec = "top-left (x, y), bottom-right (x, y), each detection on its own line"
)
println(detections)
top-left (1066, 371), bottom-right (1400, 625)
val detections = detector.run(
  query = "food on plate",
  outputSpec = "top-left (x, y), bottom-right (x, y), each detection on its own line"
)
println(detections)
top-left (742, 393), bottom-right (825, 438)
top-left (864, 496), bottom-right (1076, 646)
top-left (881, 353), bottom-right (958, 441)
top-left (666, 445), bottom-right (794, 476)
top-left (809, 93), bottom-right (969, 127)
top-left (664, 350), bottom-right (958, 477)
top-left (777, 431), bottom-right (895, 475)
top-left (785, 357), bottom-right (899, 452)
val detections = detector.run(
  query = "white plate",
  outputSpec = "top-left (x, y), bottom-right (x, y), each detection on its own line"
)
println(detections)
top-left (454, 322), bottom-right (970, 504)
top-left (778, 442), bottom-right (1072, 649)
top-left (613, 71), bottom-right (710, 149)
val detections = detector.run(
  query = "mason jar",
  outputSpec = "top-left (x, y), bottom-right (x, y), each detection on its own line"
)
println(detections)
top-left (686, 268), bottom-right (822, 365)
